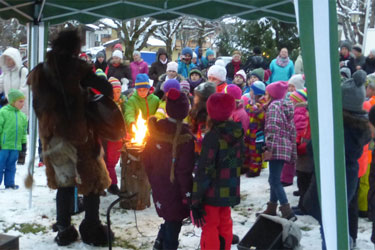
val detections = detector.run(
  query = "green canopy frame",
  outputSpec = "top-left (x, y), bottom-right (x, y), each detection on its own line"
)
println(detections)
top-left (0, 1), bottom-right (348, 249)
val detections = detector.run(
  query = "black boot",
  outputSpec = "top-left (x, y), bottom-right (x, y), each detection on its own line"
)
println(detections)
top-left (107, 184), bottom-right (120, 195)
top-left (79, 193), bottom-right (114, 246)
top-left (54, 225), bottom-right (78, 246)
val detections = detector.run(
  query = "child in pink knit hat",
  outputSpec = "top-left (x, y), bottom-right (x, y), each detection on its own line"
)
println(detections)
top-left (225, 84), bottom-right (249, 133)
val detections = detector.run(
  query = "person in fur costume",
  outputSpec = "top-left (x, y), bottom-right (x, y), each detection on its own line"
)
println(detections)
top-left (143, 88), bottom-right (195, 250)
top-left (26, 29), bottom-right (114, 247)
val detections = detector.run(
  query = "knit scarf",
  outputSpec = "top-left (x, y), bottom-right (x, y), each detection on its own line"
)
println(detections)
top-left (232, 60), bottom-right (241, 73)
top-left (276, 56), bottom-right (290, 68)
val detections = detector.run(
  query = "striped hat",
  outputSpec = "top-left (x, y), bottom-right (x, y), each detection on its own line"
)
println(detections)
top-left (289, 89), bottom-right (308, 103)
top-left (135, 73), bottom-right (151, 89)
top-left (95, 68), bottom-right (107, 80)
top-left (108, 77), bottom-right (121, 89)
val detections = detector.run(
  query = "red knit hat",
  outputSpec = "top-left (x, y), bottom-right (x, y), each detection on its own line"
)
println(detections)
top-left (266, 81), bottom-right (288, 100)
top-left (166, 89), bottom-right (190, 120)
top-left (207, 93), bottom-right (235, 121)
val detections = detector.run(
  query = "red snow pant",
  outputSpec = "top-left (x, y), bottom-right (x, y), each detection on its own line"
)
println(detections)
top-left (201, 205), bottom-right (233, 250)
top-left (105, 140), bottom-right (123, 185)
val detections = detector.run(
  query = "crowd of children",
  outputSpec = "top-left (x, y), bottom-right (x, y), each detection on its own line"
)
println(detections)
top-left (3, 39), bottom-right (375, 249)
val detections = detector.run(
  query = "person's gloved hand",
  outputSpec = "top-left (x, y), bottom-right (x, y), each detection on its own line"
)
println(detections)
top-left (190, 203), bottom-right (206, 228)
top-left (17, 143), bottom-right (27, 165)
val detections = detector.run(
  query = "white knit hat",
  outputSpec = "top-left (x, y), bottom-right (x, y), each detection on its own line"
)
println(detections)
top-left (288, 74), bottom-right (305, 90)
top-left (112, 50), bottom-right (123, 59)
top-left (167, 61), bottom-right (178, 72)
top-left (234, 69), bottom-right (247, 81)
top-left (208, 65), bottom-right (227, 82)
top-left (215, 59), bottom-right (225, 67)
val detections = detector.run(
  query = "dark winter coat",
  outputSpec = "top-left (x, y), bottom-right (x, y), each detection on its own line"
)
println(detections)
top-left (27, 55), bottom-right (113, 195)
top-left (343, 110), bottom-right (371, 202)
top-left (143, 118), bottom-right (195, 221)
top-left (94, 60), bottom-right (108, 73)
top-left (107, 63), bottom-right (132, 87)
top-left (244, 55), bottom-right (268, 73)
top-left (149, 48), bottom-right (169, 85)
top-left (340, 53), bottom-right (356, 75)
top-left (368, 148), bottom-right (375, 222)
top-left (192, 121), bottom-right (244, 207)
top-left (187, 78), bottom-right (205, 94)
top-left (226, 61), bottom-right (244, 82)
top-left (354, 55), bottom-right (366, 70)
top-left (364, 57), bottom-right (375, 75)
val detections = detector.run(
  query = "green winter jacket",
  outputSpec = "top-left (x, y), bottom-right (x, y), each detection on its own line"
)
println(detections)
top-left (125, 91), bottom-right (160, 126)
top-left (0, 104), bottom-right (27, 151)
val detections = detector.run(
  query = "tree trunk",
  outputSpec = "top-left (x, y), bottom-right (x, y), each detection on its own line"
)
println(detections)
top-left (370, 0), bottom-right (375, 28)
top-left (166, 38), bottom-right (173, 59)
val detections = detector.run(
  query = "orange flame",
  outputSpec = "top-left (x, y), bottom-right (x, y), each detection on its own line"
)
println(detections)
top-left (130, 113), bottom-right (147, 146)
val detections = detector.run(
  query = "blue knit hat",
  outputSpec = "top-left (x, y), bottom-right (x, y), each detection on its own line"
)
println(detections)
top-left (251, 81), bottom-right (266, 96)
top-left (181, 47), bottom-right (193, 57)
top-left (206, 49), bottom-right (214, 57)
top-left (135, 73), bottom-right (151, 89)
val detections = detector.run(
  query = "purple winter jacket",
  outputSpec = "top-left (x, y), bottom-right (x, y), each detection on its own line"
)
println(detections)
top-left (130, 60), bottom-right (149, 83)
top-left (142, 118), bottom-right (195, 221)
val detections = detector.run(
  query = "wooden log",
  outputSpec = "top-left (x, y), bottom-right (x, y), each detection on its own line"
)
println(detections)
top-left (120, 147), bottom-right (151, 210)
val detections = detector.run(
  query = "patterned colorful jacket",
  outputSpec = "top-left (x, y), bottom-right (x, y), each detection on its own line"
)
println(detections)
top-left (192, 121), bottom-right (244, 207)
top-left (265, 99), bottom-right (297, 164)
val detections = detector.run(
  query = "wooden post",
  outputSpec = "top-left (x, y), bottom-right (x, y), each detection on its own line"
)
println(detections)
top-left (120, 145), bottom-right (151, 210)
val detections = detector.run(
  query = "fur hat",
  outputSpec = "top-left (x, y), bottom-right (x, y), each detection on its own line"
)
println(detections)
top-left (266, 81), bottom-right (288, 100)
top-left (251, 81), bottom-right (266, 96)
top-left (112, 50), bottom-right (123, 59)
top-left (225, 84), bottom-right (242, 100)
top-left (166, 89), bottom-right (190, 120)
top-left (95, 68), bottom-right (107, 80)
top-left (367, 73), bottom-right (375, 89)
top-left (250, 68), bottom-right (264, 82)
top-left (133, 50), bottom-right (141, 57)
top-left (234, 69), bottom-right (247, 82)
top-left (135, 73), bottom-right (151, 89)
top-left (232, 50), bottom-right (242, 56)
top-left (288, 74), bottom-right (305, 90)
top-left (108, 77), bottom-right (121, 89)
top-left (181, 47), bottom-right (193, 57)
top-left (208, 65), bottom-right (227, 82)
top-left (290, 89), bottom-right (308, 103)
top-left (167, 62), bottom-right (178, 72)
top-left (207, 93), bottom-right (235, 121)
top-left (163, 79), bottom-right (180, 93)
top-left (341, 70), bottom-right (366, 113)
top-left (180, 80), bottom-right (190, 94)
top-left (8, 89), bottom-right (25, 105)
top-left (194, 82), bottom-right (216, 100)
top-left (340, 41), bottom-right (352, 51)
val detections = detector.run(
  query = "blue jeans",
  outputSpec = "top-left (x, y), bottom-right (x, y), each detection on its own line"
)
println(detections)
top-left (156, 221), bottom-right (182, 250)
top-left (0, 150), bottom-right (19, 187)
top-left (269, 160), bottom-right (288, 204)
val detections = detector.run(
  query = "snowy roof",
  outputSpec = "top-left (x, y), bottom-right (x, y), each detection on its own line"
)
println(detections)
top-left (147, 37), bottom-right (166, 47)
top-left (100, 18), bottom-right (118, 29)
top-left (85, 24), bottom-right (100, 30)
top-left (86, 46), bottom-right (106, 55)
top-left (103, 38), bottom-right (120, 47)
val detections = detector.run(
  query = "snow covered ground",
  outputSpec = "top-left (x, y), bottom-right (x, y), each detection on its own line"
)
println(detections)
top-left (0, 159), bottom-right (373, 250)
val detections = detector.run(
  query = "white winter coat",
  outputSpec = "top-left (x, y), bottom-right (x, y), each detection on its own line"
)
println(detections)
top-left (0, 47), bottom-right (29, 116)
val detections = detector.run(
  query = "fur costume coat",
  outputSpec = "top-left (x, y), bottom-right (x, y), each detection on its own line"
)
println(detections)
top-left (27, 55), bottom-right (113, 195)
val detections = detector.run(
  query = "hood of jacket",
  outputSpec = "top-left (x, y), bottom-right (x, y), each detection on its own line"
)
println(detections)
top-left (0, 47), bottom-right (22, 72)
top-left (156, 48), bottom-right (168, 61)
top-left (212, 120), bottom-right (243, 146)
top-left (366, 56), bottom-right (375, 66)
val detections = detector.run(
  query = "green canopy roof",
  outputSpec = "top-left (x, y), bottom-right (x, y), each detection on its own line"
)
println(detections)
top-left (0, 0), bottom-right (296, 25)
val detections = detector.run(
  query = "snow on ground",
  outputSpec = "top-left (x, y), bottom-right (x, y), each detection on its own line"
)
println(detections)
top-left (0, 159), bottom-right (373, 250)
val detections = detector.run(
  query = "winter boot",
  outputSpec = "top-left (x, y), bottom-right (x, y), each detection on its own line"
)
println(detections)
top-left (153, 239), bottom-right (163, 250)
top-left (79, 193), bottom-right (114, 246)
top-left (54, 224), bottom-right (78, 246)
top-left (279, 203), bottom-right (297, 221)
top-left (107, 184), bottom-right (120, 195)
top-left (256, 202), bottom-right (278, 216)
